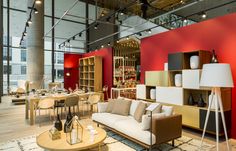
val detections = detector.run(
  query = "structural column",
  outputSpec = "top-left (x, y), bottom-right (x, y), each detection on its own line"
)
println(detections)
top-left (0, 0), bottom-right (3, 102)
top-left (27, 0), bottom-right (44, 89)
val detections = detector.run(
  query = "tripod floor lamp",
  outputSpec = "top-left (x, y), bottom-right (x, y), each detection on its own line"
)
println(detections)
top-left (200, 63), bottom-right (234, 151)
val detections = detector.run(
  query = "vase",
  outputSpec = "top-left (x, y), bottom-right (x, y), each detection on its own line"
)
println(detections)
top-left (211, 49), bottom-right (219, 63)
top-left (197, 94), bottom-right (206, 107)
top-left (188, 93), bottom-right (195, 105)
top-left (54, 114), bottom-right (62, 131)
top-left (174, 74), bottom-right (182, 87)
top-left (190, 55), bottom-right (199, 69)
top-left (64, 107), bottom-right (73, 133)
top-left (150, 89), bottom-right (156, 100)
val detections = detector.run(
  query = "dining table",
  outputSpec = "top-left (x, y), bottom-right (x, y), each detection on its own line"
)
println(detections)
top-left (25, 91), bottom-right (104, 125)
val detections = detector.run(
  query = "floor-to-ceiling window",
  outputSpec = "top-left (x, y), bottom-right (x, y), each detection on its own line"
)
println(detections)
top-left (2, 0), bottom-right (93, 94)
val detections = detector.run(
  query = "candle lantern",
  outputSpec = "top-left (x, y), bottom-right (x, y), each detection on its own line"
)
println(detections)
top-left (65, 115), bottom-right (83, 145)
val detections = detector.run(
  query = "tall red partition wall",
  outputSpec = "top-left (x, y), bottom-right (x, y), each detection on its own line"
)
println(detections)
top-left (140, 13), bottom-right (236, 138)
top-left (64, 53), bottom-right (82, 90)
top-left (82, 48), bottom-right (113, 99)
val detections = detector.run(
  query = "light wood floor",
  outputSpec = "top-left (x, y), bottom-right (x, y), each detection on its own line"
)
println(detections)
top-left (0, 96), bottom-right (236, 150)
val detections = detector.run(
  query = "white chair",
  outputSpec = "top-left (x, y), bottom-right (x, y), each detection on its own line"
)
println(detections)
top-left (35, 97), bottom-right (55, 126)
top-left (84, 94), bottom-right (101, 116)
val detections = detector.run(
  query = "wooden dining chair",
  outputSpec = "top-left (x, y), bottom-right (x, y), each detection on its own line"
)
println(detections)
top-left (64, 94), bottom-right (79, 115)
top-left (35, 97), bottom-right (55, 126)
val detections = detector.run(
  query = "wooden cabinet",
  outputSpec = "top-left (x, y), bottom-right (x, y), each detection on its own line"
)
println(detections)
top-left (141, 50), bottom-right (232, 135)
top-left (168, 50), bottom-right (211, 71)
top-left (145, 71), bottom-right (169, 86)
top-left (79, 56), bottom-right (102, 92)
top-left (156, 87), bottom-right (183, 105)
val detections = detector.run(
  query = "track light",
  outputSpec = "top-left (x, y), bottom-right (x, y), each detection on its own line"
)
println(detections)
top-left (67, 39), bottom-right (70, 43)
top-left (94, 23), bottom-right (99, 30)
top-left (126, 37), bottom-right (129, 40)
top-left (23, 31), bottom-right (27, 36)
top-left (35, 0), bottom-right (41, 4)
top-left (34, 8), bottom-right (38, 14)
top-left (59, 45), bottom-right (61, 49)
top-left (120, 12), bottom-right (124, 15)
top-left (201, 12), bottom-right (207, 19)
top-left (108, 42), bottom-right (111, 46)
top-left (26, 22), bottom-right (29, 27)
top-left (117, 40), bottom-right (119, 43)
top-left (119, 20), bottom-right (122, 25)
top-left (72, 36), bottom-right (75, 40)
top-left (28, 18), bottom-right (32, 24)
top-left (147, 29), bottom-right (152, 34)
top-left (183, 18), bottom-right (187, 23)
top-left (79, 33), bottom-right (82, 37)
top-left (101, 11), bottom-right (105, 17)
top-left (136, 32), bottom-right (142, 36)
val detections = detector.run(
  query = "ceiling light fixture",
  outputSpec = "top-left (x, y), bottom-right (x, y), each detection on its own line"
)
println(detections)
top-left (35, 0), bottom-right (41, 4)
top-left (101, 11), bottom-right (105, 17)
top-left (201, 12), bottom-right (207, 19)
top-left (26, 22), bottom-right (29, 27)
top-left (34, 8), bottom-right (38, 14)
top-left (28, 18), bottom-right (32, 24)
top-left (23, 31), bottom-right (27, 36)
top-left (108, 42), bottom-right (111, 46)
top-left (72, 36), bottom-right (75, 40)
top-left (101, 45), bottom-right (104, 48)
top-left (126, 37), bottom-right (129, 40)
top-left (79, 33), bottom-right (82, 37)
top-left (94, 23), bottom-right (99, 30)
top-left (183, 18), bottom-right (187, 23)
top-left (148, 29), bottom-right (152, 34)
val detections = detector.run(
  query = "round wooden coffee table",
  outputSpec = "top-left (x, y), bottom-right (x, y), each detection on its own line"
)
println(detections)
top-left (36, 126), bottom-right (107, 151)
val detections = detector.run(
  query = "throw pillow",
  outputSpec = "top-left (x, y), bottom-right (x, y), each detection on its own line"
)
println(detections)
top-left (141, 113), bottom-right (166, 130)
top-left (111, 99), bottom-right (132, 116)
top-left (134, 102), bottom-right (146, 123)
top-left (106, 99), bottom-right (115, 113)
top-left (129, 100), bottom-right (140, 116)
top-left (162, 105), bottom-right (174, 116)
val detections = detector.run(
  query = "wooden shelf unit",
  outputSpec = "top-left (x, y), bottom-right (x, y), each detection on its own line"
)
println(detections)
top-left (137, 50), bottom-right (232, 135)
top-left (79, 56), bottom-right (102, 92)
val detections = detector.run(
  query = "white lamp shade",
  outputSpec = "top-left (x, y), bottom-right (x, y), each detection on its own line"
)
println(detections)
top-left (200, 63), bottom-right (234, 88)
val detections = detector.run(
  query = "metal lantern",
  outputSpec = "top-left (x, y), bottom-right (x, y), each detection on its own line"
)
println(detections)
top-left (66, 115), bottom-right (83, 145)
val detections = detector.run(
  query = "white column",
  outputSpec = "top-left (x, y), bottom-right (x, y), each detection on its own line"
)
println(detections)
top-left (27, 0), bottom-right (44, 89)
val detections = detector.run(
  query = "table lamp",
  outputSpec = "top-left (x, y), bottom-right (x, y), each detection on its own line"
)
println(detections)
top-left (200, 63), bottom-right (234, 151)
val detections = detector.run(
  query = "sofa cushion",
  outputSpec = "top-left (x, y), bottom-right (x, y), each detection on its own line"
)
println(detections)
top-left (97, 102), bottom-right (108, 113)
top-left (141, 113), bottom-right (166, 130)
top-left (129, 100), bottom-right (140, 116)
top-left (112, 99), bottom-right (131, 116)
top-left (113, 117), bottom-right (156, 145)
top-left (162, 105), bottom-right (174, 116)
top-left (106, 99), bottom-right (115, 113)
top-left (134, 102), bottom-right (146, 122)
top-left (92, 113), bottom-right (129, 128)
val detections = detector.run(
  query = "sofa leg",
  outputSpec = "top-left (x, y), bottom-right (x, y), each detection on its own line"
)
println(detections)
top-left (172, 140), bottom-right (175, 147)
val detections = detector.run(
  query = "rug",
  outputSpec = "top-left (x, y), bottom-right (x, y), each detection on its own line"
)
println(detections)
top-left (0, 130), bottom-right (216, 151)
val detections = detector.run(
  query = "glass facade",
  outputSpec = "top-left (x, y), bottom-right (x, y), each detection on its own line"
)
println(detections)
top-left (2, 0), bottom-right (97, 94)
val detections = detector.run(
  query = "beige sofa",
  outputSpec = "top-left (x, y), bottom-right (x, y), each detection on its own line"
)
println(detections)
top-left (92, 99), bottom-right (182, 149)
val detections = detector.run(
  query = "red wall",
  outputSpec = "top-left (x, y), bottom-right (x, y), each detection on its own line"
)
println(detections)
top-left (141, 13), bottom-right (236, 138)
top-left (64, 53), bottom-right (81, 90)
top-left (82, 47), bottom-right (113, 99)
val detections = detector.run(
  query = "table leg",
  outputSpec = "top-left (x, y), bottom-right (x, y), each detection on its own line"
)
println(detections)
top-left (30, 100), bottom-right (35, 125)
top-left (98, 143), bottom-right (101, 151)
top-left (25, 98), bottom-right (29, 119)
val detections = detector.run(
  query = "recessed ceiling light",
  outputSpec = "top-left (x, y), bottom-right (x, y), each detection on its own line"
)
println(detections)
top-left (183, 19), bottom-right (187, 23)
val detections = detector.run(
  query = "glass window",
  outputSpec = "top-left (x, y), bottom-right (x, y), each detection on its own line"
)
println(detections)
top-left (3, 65), bottom-right (12, 74)
top-left (57, 70), bottom-right (64, 79)
top-left (21, 50), bottom-right (26, 62)
top-left (3, 47), bottom-right (12, 61)
top-left (21, 66), bottom-right (26, 75)
top-left (57, 52), bottom-right (64, 64)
